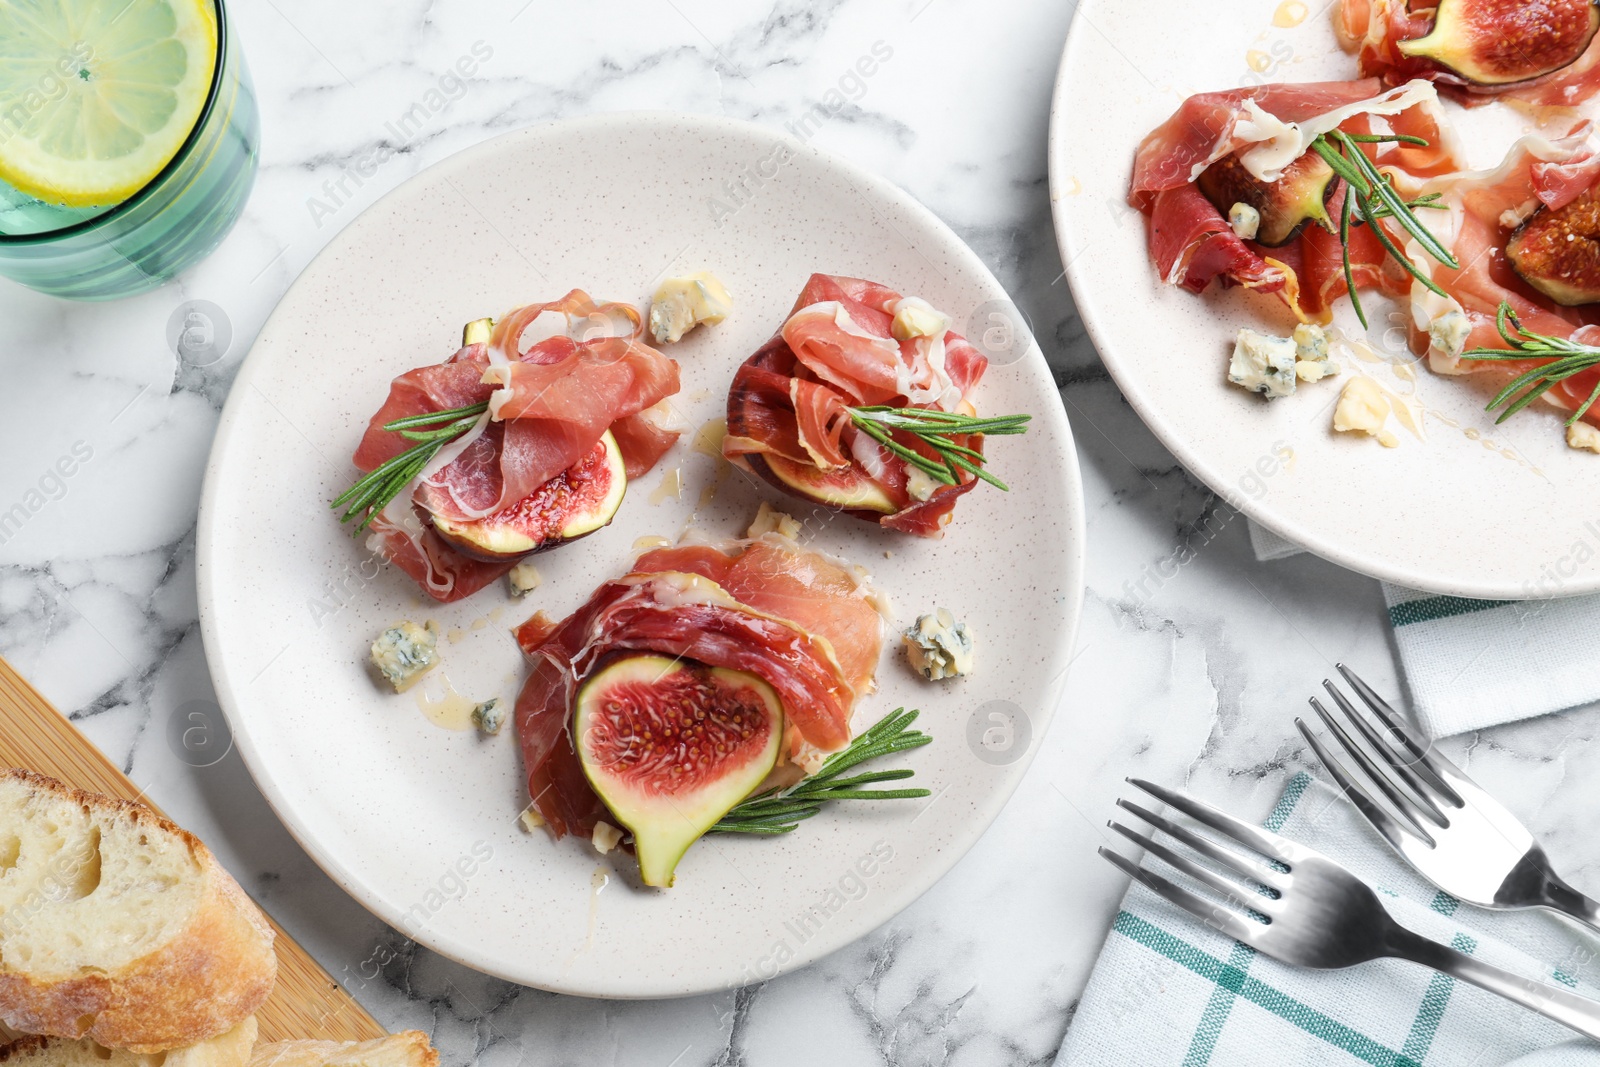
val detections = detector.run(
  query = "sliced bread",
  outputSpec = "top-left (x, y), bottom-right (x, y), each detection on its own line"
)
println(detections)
top-left (0, 769), bottom-right (276, 1053)
top-left (247, 1033), bottom-right (439, 1067)
top-left (0, 1018), bottom-right (257, 1067)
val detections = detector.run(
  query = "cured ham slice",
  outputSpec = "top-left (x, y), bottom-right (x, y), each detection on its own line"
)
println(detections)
top-left (1338, 0), bottom-right (1600, 109)
top-left (1402, 130), bottom-right (1600, 421)
top-left (1129, 79), bottom-right (1461, 322)
top-left (724, 274), bottom-right (991, 537)
top-left (513, 534), bottom-right (885, 839)
top-left (349, 291), bottom-right (682, 602)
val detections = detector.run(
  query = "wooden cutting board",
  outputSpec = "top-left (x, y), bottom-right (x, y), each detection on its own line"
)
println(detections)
top-left (0, 656), bottom-right (386, 1044)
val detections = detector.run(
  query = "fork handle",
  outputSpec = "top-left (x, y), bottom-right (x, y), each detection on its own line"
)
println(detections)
top-left (1387, 926), bottom-right (1600, 1040)
top-left (1539, 873), bottom-right (1600, 936)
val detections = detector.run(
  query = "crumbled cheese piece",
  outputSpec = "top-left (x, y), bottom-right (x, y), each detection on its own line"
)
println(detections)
top-left (508, 561), bottom-right (542, 597)
top-left (1296, 360), bottom-right (1338, 382)
top-left (890, 296), bottom-right (952, 341)
top-left (1292, 323), bottom-right (1328, 361)
top-left (1229, 328), bottom-right (1298, 398)
top-left (1427, 310), bottom-right (1471, 360)
top-left (472, 698), bottom-right (505, 735)
top-left (1228, 202), bottom-right (1261, 240)
top-left (1567, 421), bottom-right (1600, 453)
top-left (1291, 323), bottom-right (1338, 382)
top-left (904, 464), bottom-right (942, 502)
top-left (519, 808), bottom-right (546, 832)
top-left (1333, 377), bottom-right (1399, 447)
top-left (592, 821), bottom-right (624, 854)
top-left (369, 621), bottom-right (439, 692)
top-left (902, 608), bottom-right (975, 681)
top-left (1499, 200), bottom-right (1539, 230)
top-left (648, 271), bottom-right (733, 344)
top-left (746, 501), bottom-right (803, 540)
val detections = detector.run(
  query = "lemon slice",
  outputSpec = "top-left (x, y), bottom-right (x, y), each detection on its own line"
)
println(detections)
top-left (0, 0), bottom-right (218, 208)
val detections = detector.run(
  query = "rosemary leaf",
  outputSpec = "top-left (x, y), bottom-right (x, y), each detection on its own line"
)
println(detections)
top-left (331, 400), bottom-right (489, 533)
top-left (1461, 301), bottom-right (1600, 426)
top-left (1338, 183), bottom-right (1366, 330)
top-left (709, 708), bottom-right (932, 836)
top-left (847, 406), bottom-right (1030, 491)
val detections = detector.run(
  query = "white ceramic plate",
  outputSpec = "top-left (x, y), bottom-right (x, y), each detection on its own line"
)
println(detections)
top-left (1050, 0), bottom-right (1600, 599)
top-left (197, 113), bottom-right (1085, 997)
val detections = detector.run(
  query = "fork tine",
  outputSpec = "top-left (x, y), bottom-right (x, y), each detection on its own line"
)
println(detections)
top-left (1309, 697), bottom-right (1438, 838)
top-left (1098, 847), bottom-right (1264, 946)
top-left (1295, 716), bottom-right (1432, 851)
top-left (1336, 664), bottom-right (1463, 806)
top-left (1128, 778), bottom-right (1298, 864)
top-left (1109, 821), bottom-right (1283, 915)
top-left (1322, 682), bottom-right (1448, 826)
top-left (1116, 798), bottom-right (1289, 891)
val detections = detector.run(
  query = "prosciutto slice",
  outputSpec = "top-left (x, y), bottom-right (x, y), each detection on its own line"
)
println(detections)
top-left (1129, 79), bottom-right (1460, 322)
top-left (1403, 130), bottom-right (1600, 420)
top-left (513, 535), bottom-right (885, 839)
top-left (350, 291), bottom-right (681, 602)
top-left (724, 274), bottom-right (989, 537)
top-left (1337, 0), bottom-right (1600, 109)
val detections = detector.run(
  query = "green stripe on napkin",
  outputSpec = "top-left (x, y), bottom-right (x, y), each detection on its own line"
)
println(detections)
top-left (1387, 596), bottom-right (1512, 628)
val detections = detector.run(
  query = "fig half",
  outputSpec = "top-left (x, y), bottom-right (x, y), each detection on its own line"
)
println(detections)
top-left (1196, 149), bottom-right (1337, 247)
top-left (1506, 189), bottom-right (1600, 305)
top-left (432, 430), bottom-right (627, 561)
top-left (1398, 0), bottom-right (1600, 86)
top-left (575, 654), bottom-right (784, 887)
top-left (760, 453), bottom-right (897, 513)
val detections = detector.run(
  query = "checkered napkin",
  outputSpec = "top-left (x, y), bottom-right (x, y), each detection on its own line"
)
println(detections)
top-left (1056, 774), bottom-right (1600, 1067)
top-left (1247, 522), bottom-right (1600, 738)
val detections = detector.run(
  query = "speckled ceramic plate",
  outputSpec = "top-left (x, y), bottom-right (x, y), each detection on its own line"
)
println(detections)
top-left (1050, 0), bottom-right (1600, 599)
top-left (197, 113), bottom-right (1085, 997)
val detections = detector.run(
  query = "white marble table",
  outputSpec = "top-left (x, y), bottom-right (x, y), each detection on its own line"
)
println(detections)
top-left (4, 1), bottom-right (1600, 1064)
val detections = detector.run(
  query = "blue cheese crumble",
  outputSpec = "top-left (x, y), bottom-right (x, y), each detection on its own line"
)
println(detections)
top-left (370, 621), bottom-right (439, 692)
top-left (902, 608), bottom-right (975, 681)
top-left (1227, 202), bottom-right (1261, 240)
top-left (472, 698), bottom-right (506, 735)
top-left (1229, 325), bottom-right (1338, 396)
top-left (1427, 310), bottom-right (1471, 359)
top-left (1229, 328), bottom-right (1299, 398)
top-left (649, 271), bottom-right (733, 344)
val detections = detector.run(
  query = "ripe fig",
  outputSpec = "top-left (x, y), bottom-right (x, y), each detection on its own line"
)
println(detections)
top-left (431, 431), bottom-right (627, 561)
top-left (1196, 149), bottom-right (1337, 247)
top-left (575, 654), bottom-right (784, 887)
top-left (1506, 187), bottom-right (1600, 305)
top-left (1398, 0), bottom-right (1600, 86)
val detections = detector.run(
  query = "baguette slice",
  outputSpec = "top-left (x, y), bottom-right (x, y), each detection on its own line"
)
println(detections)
top-left (248, 1033), bottom-right (438, 1067)
top-left (0, 769), bottom-right (276, 1052)
top-left (0, 1018), bottom-right (257, 1067)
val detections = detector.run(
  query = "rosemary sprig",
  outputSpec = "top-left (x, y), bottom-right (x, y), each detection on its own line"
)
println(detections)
top-left (1308, 130), bottom-right (1458, 329)
top-left (330, 401), bottom-right (488, 533)
top-left (848, 406), bottom-right (1031, 491)
top-left (710, 708), bottom-right (932, 835)
top-left (1461, 301), bottom-right (1600, 425)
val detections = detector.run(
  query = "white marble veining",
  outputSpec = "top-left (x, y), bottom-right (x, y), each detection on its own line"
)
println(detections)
top-left (4, 0), bottom-right (1600, 1064)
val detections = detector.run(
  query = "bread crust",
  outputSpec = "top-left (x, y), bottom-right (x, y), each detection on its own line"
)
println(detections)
top-left (0, 1016), bottom-right (258, 1067)
top-left (247, 1032), bottom-right (438, 1067)
top-left (0, 769), bottom-right (276, 1053)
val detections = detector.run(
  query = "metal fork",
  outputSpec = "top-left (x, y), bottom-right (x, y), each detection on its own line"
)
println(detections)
top-left (1100, 779), bottom-right (1600, 1038)
top-left (1295, 664), bottom-right (1600, 933)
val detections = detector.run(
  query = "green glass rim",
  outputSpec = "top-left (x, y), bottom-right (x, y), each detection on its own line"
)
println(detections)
top-left (0, 0), bottom-right (232, 246)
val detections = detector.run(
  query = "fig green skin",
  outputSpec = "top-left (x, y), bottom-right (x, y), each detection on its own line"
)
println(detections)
top-left (430, 430), bottom-right (627, 562)
top-left (1399, 0), bottom-right (1600, 86)
top-left (575, 654), bottom-right (784, 888)
top-left (1196, 150), bottom-right (1337, 248)
top-left (1507, 189), bottom-right (1600, 306)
